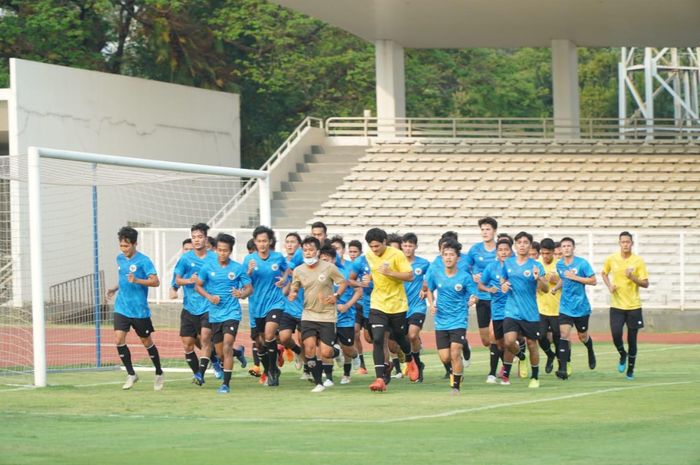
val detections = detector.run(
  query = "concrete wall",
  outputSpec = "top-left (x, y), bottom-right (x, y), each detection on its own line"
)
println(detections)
top-left (4, 59), bottom-right (241, 305)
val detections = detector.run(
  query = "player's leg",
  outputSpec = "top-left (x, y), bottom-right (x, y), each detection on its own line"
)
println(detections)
top-left (487, 320), bottom-right (504, 383)
top-left (114, 323), bottom-right (139, 389)
top-left (302, 324), bottom-right (323, 391)
top-left (557, 319), bottom-right (573, 379)
top-left (135, 319), bottom-right (163, 391)
top-left (610, 308), bottom-right (628, 373)
top-left (476, 300), bottom-right (491, 348)
top-left (368, 309), bottom-right (390, 391)
top-left (538, 317), bottom-right (556, 373)
top-left (450, 339), bottom-right (464, 393)
top-left (524, 321), bottom-right (541, 388)
top-left (575, 316), bottom-right (596, 370)
top-left (501, 319), bottom-right (520, 385)
top-left (338, 327), bottom-right (357, 384)
top-left (219, 325), bottom-right (236, 393)
top-left (263, 311), bottom-right (282, 385)
top-left (407, 318), bottom-right (425, 382)
top-left (196, 325), bottom-right (214, 381)
top-left (180, 310), bottom-right (200, 376)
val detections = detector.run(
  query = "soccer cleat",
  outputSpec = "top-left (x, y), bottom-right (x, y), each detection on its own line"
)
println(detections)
top-left (212, 359), bottom-right (224, 380)
top-left (294, 354), bottom-right (303, 371)
top-left (357, 367), bottom-right (368, 375)
top-left (259, 373), bottom-right (268, 385)
top-left (122, 374), bottom-right (139, 390)
top-left (451, 388), bottom-right (461, 395)
top-left (497, 366), bottom-right (506, 381)
top-left (518, 355), bottom-right (528, 378)
top-left (416, 361), bottom-right (425, 383)
top-left (248, 365), bottom-right (262, 377)
top-left (267, 369), bottom-right (280, 387)
top-left (351, 355), bottom-right (361, 371)
top-left (528, 378), bottom-right (540, 389)
top-left (323, 378), bottom-right (334, 388)
top-left (300, 372), bottom-right (312, 381)
top-left (588, 350), bottom-right (597, 370)
top-left (217, 384), bottom-right (230, 394)
top-left (545, 353), bottom-right (556, 374)
top-left (153, 374), bottom-right (164, 391)
top-left (406, 360), bottom-right (420, 382)
top-left (392, 371), bottom-right (403, 379)
top-left (333, 344), bottom-right (343, 368)
top-left (369, 378), bottom-right (387, 392)
top-left (277, 345), bottom-right (285, 368)
top-left (235, 347), bottom-right (248, 368)
top-left (486, 375), bottom-right (498, 384)
top-left (340, 375), bottom-right (351, 385)
top-left (618, 354), bottom-right (627, 373)
top-left (626, 373), bottom-right (635, 381)
top-left (192, 372), bottom-right (205, 386)
top-left (284, 347), bottom-right (294, 363)
top-left (500, 376), bottom-right (511, 386)
top-left (311, 384), bottom-right (325, 393)
top-left (556, 369), bottom-right (568, 380)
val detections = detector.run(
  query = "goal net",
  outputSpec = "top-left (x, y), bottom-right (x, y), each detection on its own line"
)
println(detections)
top-left (0, 148), bottom-right (268, 386)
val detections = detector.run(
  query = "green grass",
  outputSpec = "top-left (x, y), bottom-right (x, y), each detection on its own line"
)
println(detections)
top-left (1, 344), bottom-right (700, 465)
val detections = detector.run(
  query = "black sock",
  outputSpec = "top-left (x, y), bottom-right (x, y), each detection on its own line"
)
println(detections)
top-left (584, 336), bottom-right (594, 352)
top-left (323, 363), bottom-right (333, 381)
top-left (517, 339), bottom-right (526, 360)
top-left (223, 370), bottom-right (232, 387)
top-left (462, 340), bottom-right (471, 361)
top-left (558, 339), bottom-right (569, 372)
top-left (291, 344), bottom-right (302, 355)
top-left (359, 354), bottom-right (366, 369)
top-left (412, 351), bottom-right (422, 366)
top-left (265, 340), bottom-right (278, 373)
top-left (628, 355), bottom-right (636, 375)
top-left (343, 363), bottom-right (351, 377)
top-left (117, 345), bottom-right (135, 376)
top-left (185, 351), bottom-right (199, 374)
top-left (252, 345), bottom-right (260, 366)
top-left (199, 357), bottom-right (210, 377)
top-left (233, 348), bottom-right (243, 357)
top-left (503, 362), bottom-right (512, 378)
top-left (531, 364), bottom-right (539, 380)
top-left (627, 328), bottom-right (638, 374)
top-left (452, 372), bottom-right (463, 389)
top-left (489, 344), bottom-right (500, 376)
top-left (303, 363), bottom-right (309, 374)
top-left (147, 345), bottom-right (163, 375)
top-left (210, 349), bottom-right (219, 365)
top-left (392, 357), bottom-right (401, 374)
top-left (308, 357), bottom-right (322, 385)
top-left (443, 361), bottom-right (452, 374)
top-left (539, 338), bottom-right (555, 357)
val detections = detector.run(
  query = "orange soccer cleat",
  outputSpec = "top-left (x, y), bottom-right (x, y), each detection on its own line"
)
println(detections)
top-left (406, 359), bottom-right (420, 382)
top-left (369, 378), bottom-right (387, 392)
top-left (284, 347), bottom-right (295, 363)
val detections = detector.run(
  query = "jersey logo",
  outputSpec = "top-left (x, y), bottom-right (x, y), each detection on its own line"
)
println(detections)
top-left (415, 268), bottom-right (423, 275)
top-left (228, 272), bottom-right (236, 280)
top-left (496, 274), bottom-right (501, 280)
top-left (478, 257), bottom-right (484, 261)
top-left (271, 264), bottom-right (279, 271)
top-left (210, 272), bottom-right (216, 276)
top-left (190, 262), bottom-right (195, 267)
top-left (454, 284), bottom-right (463, 292)
top-left (507, 268), bottom-right (512, 273)
top-left (523, 270), bottom-right (531, 277)
top-left (318, 274), bottom-right (326, 282)
top-left (129, 264), bottom-right (137, 272)
top-left (571, 268), bottom-right (578, 274)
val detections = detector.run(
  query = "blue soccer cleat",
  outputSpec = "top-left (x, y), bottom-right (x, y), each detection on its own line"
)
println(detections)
top-left (212, 359), bottom-right (224, 379)
top-left (235, 346), bottom-right (248, 368)
top-left (192, 372), bottom-right (205, 386)
top-left (217, 384), bottom-right (230, 394)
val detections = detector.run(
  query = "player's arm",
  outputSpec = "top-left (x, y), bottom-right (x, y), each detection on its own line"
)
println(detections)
top-left (326, 267), bottom-right (347, 305)
top-left (232, 283), bottom-right (253, 299)
top-left (625, 267), bottom-right (649, 288)
top-left (564, 270), bottom-right (597, 286)
top-left (175, 274), bottom-right (198, 286)
top-left (195, 283), bottom-right (220, 305)
top-left (288, 271), bottom-right (301, 301)
top-left (106, 285), bottom-right (119, 299)
top-left (601, 270), bottom-right (616, 293)
top-left (130, 273), bottom-right (159, 287)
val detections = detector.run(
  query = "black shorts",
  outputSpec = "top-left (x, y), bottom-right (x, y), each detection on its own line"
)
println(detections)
top-left (492, 319), bottom-right (504, 340)
top-left (559, 313), bottom-right (590, 333)
top-left (254, 308), bottom-right (283, 332)
top-left (368, 309), bottom-right (407, 340)
top-left (503, 317), bottom-right (541, 340)
top-left (301, 320), bottom-right (336, 347)
top-left (539, 314), bottom-right (560, 337)
top-left (435, 329), bottom-right (466, 350)
top-left (476, 300), bottom-right (492, 328)
top-left (406, 313), bottom-right (426, 330)
top-left (211, 320), bottom-right (240, 344)
top-left (336, 326), bottom-right (355, 346)
top-left (610, 308), bottom-right (644, 330)
top-left (179, 309), bottom-right (210, 338)
top-left (279, 312), bottom-right (301, 332)
top-left (113, 313), bottom-right (155, 338)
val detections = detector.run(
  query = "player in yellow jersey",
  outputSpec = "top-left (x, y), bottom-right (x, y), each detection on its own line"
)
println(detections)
top-left (601, 231), bottom-right (649, 380)
top-left (537, 238), bottom-right (561, 374)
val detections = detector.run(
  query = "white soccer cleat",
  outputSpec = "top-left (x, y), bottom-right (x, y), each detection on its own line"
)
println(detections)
top-left (294, 354), bottom-right (303, 370)
top-left (300, 372), bottom-right (312, 381)
top-left (122, 374), bottom-right (139, 390)
top-left (340, 375), bottom-right (351, 385)
top-left (323, 378), bottom-right (335, 387)
top-left (153, 374), bottom-right (165, 391)
top-left (392, 372), bottom-right (403, 379)
top-left (486, 375), bottom-right (498, 384)
top-left (311, 384), bottom-right (326, 393)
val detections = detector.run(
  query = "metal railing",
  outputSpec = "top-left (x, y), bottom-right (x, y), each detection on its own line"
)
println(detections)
top-left (325, 117), bottom-right (700, 140)
top-left (48, 271), bottom-right (106, 324)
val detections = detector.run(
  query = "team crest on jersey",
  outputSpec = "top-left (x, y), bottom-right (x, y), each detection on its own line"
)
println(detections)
top-left (210, 271), bottom-right (216, 276)
top-left (415, 268), bottom-right (423, 275)
top-left (318, 274), bottom-right (326, 282)
top-left (571, 268), bottom-right (578, 274)
top-left (228, 272), bottom-right (236, 280)
top-left (364, 266), bottom-right (369, 272)
top-left (190, 262), bottom-right (195, 267)
top-left (454, 284), bottom-right (463, 292)
top-left (524, 270), bottom-right (531, 277)
top-left (478, 256), bottom-right (484, 261)
top-left (271, 264), bottom-right (279, 271)
top-left (129, 264), bottom-right (137, 272)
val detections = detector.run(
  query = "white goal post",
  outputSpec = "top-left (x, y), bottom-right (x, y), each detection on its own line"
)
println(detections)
top-left (26, 146), bottom-right (270, 387)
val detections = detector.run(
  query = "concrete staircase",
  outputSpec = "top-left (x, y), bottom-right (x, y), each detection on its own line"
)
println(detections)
top-left (272, 145), bottom-right (365, 229)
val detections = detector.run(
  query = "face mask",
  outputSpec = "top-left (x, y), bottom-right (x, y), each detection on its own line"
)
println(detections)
top-left (303, 256), bottom-right (319, 266)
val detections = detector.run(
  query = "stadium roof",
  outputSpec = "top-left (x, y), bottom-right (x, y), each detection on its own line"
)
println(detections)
top-left (271, 0), bottom-right (700, 48)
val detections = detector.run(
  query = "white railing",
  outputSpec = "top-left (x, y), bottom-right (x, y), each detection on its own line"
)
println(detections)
top-left (325, 116), bottom-right (700, 140)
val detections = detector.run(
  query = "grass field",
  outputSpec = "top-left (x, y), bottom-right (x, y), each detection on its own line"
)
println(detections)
top-left (1, 343), bottom-right (699, 465)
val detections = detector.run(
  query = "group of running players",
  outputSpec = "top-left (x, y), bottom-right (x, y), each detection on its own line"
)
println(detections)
top-left (107, 217), bottom-right (649, 394)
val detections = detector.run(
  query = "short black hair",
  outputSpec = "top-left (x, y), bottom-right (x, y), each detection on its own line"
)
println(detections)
top-left (531, 241), bottom-right (541, 253)
top-left (478, 217), bottom-right (498, 230)
top-left (497, 233), bottom-right (513, 246)
top-left (387, 233), bottom-right (402, 245)
top-left (191, 222), bottom-right (209, 235)
top-left (554, 241), bottom-right (561, 249)
top-left (440, 238), bottom-right (462, 256)
top-left (365, 228), bottom-right (387, 244)
top-left (286, 232), bottom-right (302, 244)
top-left (514, 231), bottom-right (533, 243)
top-left (207, 236), bottom-right (216, 248)
top-left (216, 233), bottom-right (235, 251)
top-left (619, 231), bottom-right (634, 241)
top-left (118, 226), bottom-right (138, 244)
top-left (253, 225), bottom-right (274, 240)
top-left (310, 221), bottom-right (327, 233)
top-left (441, 230), bottom-right (459, 241)
top-left (560, 236), bottom-right (576, 247)
top-left (401, 232), bottom-right (418, 245)
top-left (246, 238), bottom-right (256, 253)
top-left (302, 236), bottom-right (320, 250)
top-left (319, 244), bottom-right (337, 259)
top-left (497, 237), bottom-right (513, 248)
top-left (348, 239), bottom-right (362, 251)
top-left (540, 238), bottom-right (556, 250)
top-left (182, 238), bottom-right (192, 247)
top-left (330, 235), bottom-right (345, 249)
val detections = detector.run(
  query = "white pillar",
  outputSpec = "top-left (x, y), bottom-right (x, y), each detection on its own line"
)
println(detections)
top-left (375, 40), bottom-right (406, 137)
top-left (551, 39), bottom-right (580, 138)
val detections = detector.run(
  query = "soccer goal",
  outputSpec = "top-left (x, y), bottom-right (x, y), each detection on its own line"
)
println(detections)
top-left (0, 147), bottom-right (269, 387)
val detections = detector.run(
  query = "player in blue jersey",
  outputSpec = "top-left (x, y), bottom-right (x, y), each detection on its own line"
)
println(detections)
top-left (401, 233), bottom-right (430, 382)
top-left (195, 233), bottom-right (252, 393)
top-left (425, 239), bottom-right (476, 393)
top-left (478, 236), bottom-right (512, 384)
top-left (500, 231), bottom-right (550, 388)
top-left (348, 248), bottom-right (374, 375)
top-left (106, 226), bottom-right (163, 391)
top-left (552, 237), bottom-right (598, 380)
top-left (347, 240), bottom-right (368, 374)
top-left (279, 232), bottom-right (305, 373)
top-left (169, 238), bottom-right (193, 300)
top-left (173, 223), bottom-right (219, 384)
top-left (242, 226), bottom-right (289, 386)
top-left (466, 217), bottom-right (498, 352)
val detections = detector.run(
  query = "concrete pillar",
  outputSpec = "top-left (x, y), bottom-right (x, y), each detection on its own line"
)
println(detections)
top-left (375, 40), bottom-right (406, 137)
top-left (551, 39), bottom-right (580, 138)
